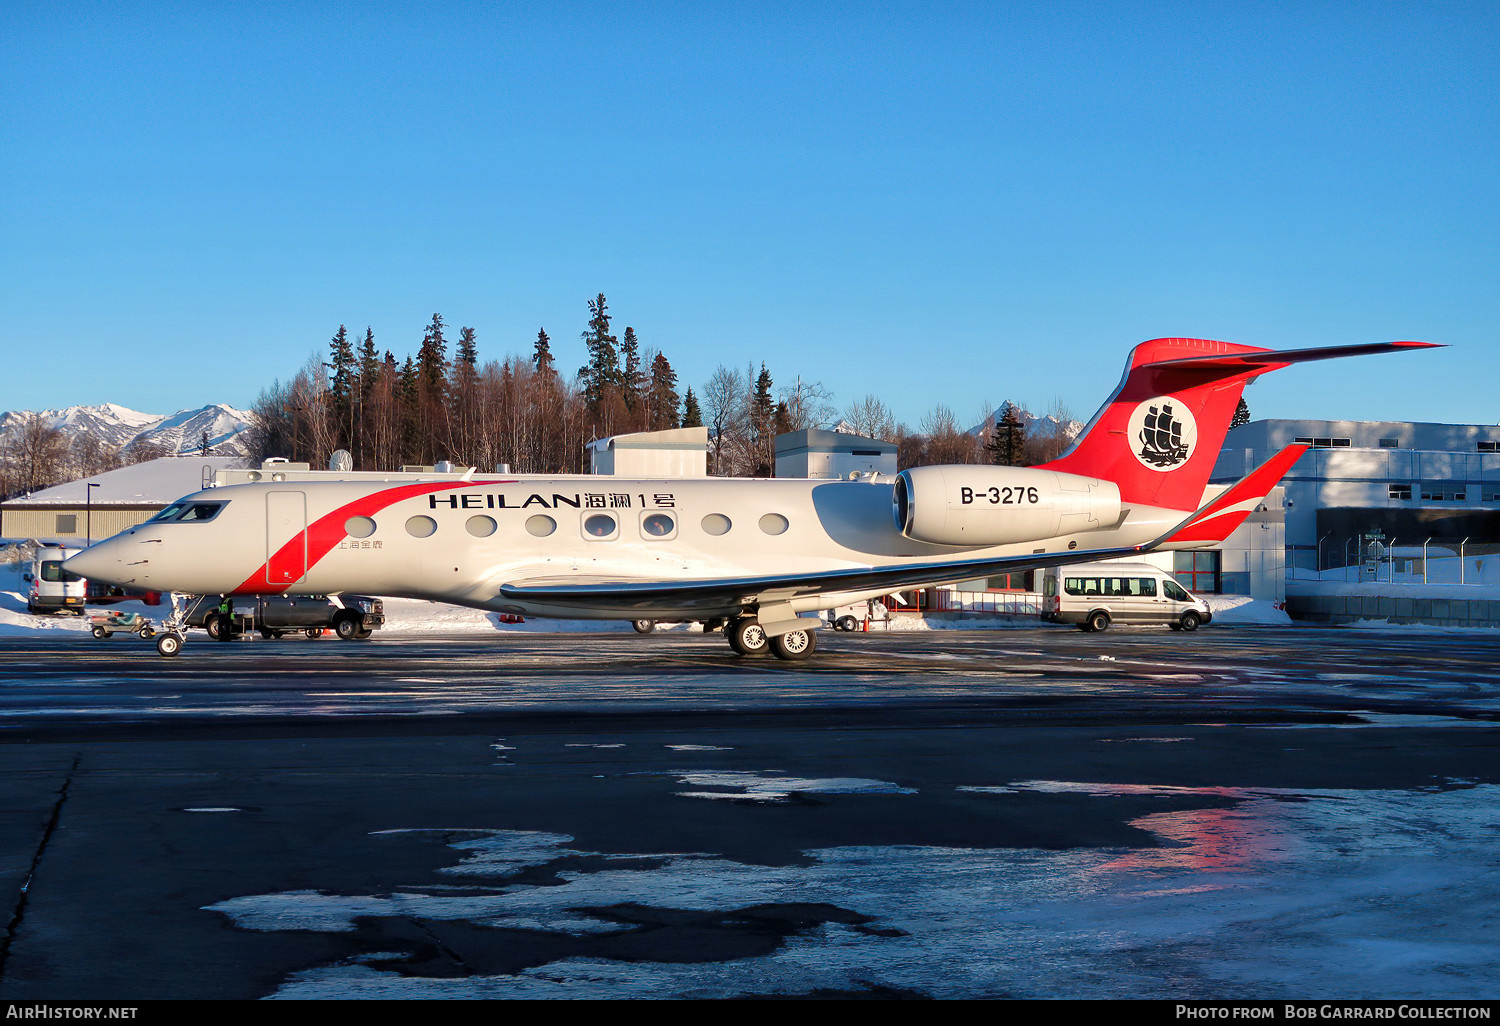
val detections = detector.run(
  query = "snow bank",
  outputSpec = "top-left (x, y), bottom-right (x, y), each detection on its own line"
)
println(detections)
top-left (0, 563), bottom-right (90, 635)
top-left (1203, 595), bottom-right (1293, 626)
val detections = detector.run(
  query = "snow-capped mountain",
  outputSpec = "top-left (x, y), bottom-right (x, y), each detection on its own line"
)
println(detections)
top-left (0, 403), bottom-right (253, 455)
top-left (968, 404), bottom-right (1084, 441)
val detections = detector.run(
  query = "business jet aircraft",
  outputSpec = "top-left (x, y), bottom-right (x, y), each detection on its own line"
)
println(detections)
top-left (68, 337), bottom-right (1436, 658)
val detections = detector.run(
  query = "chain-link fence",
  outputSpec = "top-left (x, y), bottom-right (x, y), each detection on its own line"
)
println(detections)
top-left (1289, 536), bottom-right (1500, 586)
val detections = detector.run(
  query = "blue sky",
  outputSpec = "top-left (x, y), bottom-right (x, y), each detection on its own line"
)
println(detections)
top-left (2, 1), bottom-right (1495, 429)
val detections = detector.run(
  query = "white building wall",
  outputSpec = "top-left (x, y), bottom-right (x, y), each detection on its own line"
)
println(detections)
top-left (587, 427), bottom-right (709, 477)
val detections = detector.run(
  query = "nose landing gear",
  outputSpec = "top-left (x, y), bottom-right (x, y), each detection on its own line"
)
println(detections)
top-left (153, 592), bottom-right (190, 657)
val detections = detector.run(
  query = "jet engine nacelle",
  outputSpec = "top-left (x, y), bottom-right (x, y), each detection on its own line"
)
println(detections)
top-left (893, 465), bottom-right (1122, 546)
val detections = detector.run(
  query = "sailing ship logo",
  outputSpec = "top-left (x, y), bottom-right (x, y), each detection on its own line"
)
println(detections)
top-left (1127, 397), bottom-right (1197, 470)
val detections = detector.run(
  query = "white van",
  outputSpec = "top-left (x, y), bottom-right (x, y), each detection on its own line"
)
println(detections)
top-left (1041, 561), bottom-right (1211, 632)
top-left (24, 545), bottom-right (88, 615)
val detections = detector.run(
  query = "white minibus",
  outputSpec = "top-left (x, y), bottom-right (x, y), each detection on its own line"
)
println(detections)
top-left (24, 545), bottom-right (88, 615)
top-left (1041, 561), bottom-right (1211, 632)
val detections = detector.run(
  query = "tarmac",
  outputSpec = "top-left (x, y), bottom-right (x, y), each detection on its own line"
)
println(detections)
top-left (2, 625), bottom-right (1499, 999)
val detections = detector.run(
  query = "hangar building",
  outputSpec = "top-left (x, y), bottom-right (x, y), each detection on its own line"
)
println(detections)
top-left (0, 456), bottom-right (243, 545)
top-left (1213, 419), bottom-right (1500, 575)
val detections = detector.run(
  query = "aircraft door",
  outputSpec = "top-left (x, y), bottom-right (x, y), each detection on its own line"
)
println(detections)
top-left (266, 491), bottom-right (308, 586)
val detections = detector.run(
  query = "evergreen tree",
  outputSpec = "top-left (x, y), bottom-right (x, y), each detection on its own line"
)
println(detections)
top-left (750, 363), bottom-right (775, 474)
top-left (326, 324), bottom-right (356, 453)
top-left (450, 326), bottom-right (481, 460)
top-left (533, 327), bottom-right (555, 378)
top-left (578, 293), bottom-right (619, 416)
top-left (681, 386), bottom-right (703, 429)
top-left (455, 326), bottom-right (479, 373)
top-left (1231, 396), bottom-right (1251, 428)
top-left (620, 326), bottom-right (646, 419)
top-left (398, 355), bottom-right (422, 461)
top-left (328, 324), bottom-right (355, 405)
top-left (773, 400), bottom-right (792, 437)
top-left (417, 313), bottom-right (448, 400)
top-left (452, 325), bottom-right (480, 402)
top-left (646, 352), bottom-right (680, 429)
top-left (357, 327), bottom-right (380, 395)
top-left (984, 402), bottom-right (1027, 466)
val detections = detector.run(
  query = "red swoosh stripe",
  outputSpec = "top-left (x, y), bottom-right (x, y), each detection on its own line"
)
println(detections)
top-left (231, 480), bottom-right (503, 595)
top-left (1166, 444), bottom-right (1307, 545)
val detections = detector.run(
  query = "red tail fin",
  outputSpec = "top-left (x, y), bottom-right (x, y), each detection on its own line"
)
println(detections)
top-left (1040, 338), bottom-right (1438, 511)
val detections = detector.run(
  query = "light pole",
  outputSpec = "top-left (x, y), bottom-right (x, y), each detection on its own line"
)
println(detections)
top-left (86, 482), bottom-right (99, 547)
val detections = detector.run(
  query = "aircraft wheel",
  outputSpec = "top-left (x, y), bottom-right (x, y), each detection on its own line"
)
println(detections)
top-left (836, 615), bottom-right (858, 633)
top-left (91, 625), bottom-right (109, 639)
top-left (1087, 611), bottom-right (1111, 633)
top-left (1179, 611), bottom-right (1201, 632)
top-left (632, 619), bottom-right (656, 634)
top-left (727, 617), bottom-right (769, 656)
top-left (155, 632), bottom-right (183, 658)
top-left (769, 628), bottom-right (817, 661)
top-left (334, 613), bottom-right (360, 640)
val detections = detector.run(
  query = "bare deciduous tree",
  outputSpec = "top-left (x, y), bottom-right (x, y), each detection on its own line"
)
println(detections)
top-left (703, 364), bottom-right (748, 476)
top-left (1, 412), bottom-right (69, 497)
top-left (777, 378), bottom-right (837, 434)
top-left (840, 394), bottom-right (896, 440)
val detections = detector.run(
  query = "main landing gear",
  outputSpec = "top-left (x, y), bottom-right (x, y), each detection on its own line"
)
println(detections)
top-left (725, 616), bottom-right (817, 661)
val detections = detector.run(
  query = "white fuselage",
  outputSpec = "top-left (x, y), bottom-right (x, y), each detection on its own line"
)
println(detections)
top-left (71, 472), bottom-right (1187, 621)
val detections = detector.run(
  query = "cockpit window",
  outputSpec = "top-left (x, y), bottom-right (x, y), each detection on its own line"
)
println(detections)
top-left (177, 502), bottom-right (225, 523)
top-left (148, 501), bottom-right (225, 524)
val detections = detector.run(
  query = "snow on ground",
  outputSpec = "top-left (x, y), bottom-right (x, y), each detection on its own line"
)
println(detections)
top-left (382, 597), bottom-right (644, 634)
top-left (1202, 595), bottom-right (1293, 625)
top-left (211, 783), bottom-right (1500, 999)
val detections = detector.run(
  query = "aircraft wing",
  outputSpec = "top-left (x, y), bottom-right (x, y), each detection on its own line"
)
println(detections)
top-left (497, 541), bottom-right (1151, 614)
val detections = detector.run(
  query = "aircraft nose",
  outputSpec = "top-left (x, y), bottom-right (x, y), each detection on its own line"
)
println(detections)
top-left (65, 541), bottom-right (128, 586)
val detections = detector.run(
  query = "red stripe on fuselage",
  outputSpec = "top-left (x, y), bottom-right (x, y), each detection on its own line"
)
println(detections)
top-left (231, 480), bottom-right (505, 595)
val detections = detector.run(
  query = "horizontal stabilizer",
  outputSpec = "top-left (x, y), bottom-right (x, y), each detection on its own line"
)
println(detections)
top-left (1157, 443), bottom-right (1308, 546)
top-left (1149, 340), bottom-right (1441, 375)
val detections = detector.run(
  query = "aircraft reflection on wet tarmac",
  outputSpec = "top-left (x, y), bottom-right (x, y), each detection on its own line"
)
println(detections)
top-left (3, 626), bottom-right (1500, 722)
top-left (1, 627), bottom-right (1498, 1000)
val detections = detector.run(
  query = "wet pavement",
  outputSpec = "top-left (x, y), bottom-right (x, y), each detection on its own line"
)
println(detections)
top-left (1, 626), bottom-right (1498, 999)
